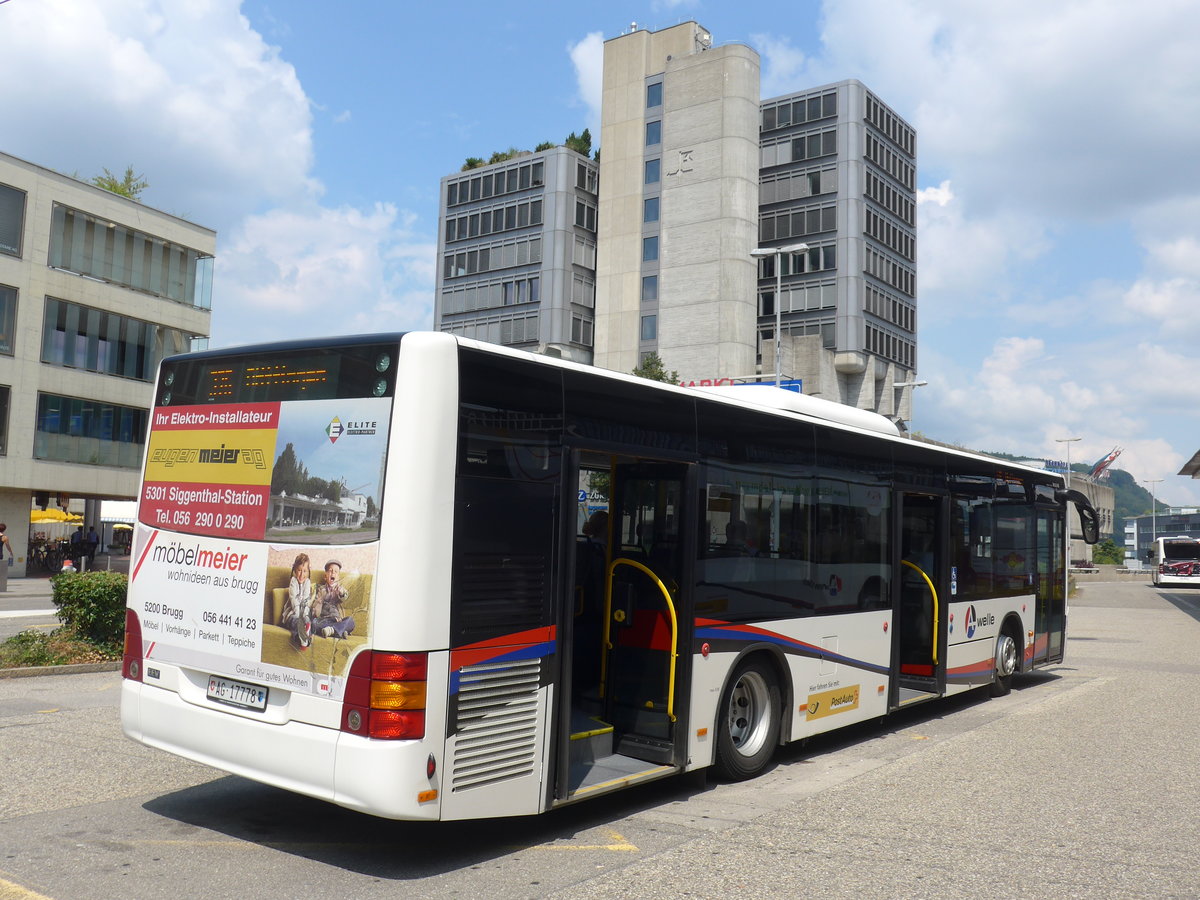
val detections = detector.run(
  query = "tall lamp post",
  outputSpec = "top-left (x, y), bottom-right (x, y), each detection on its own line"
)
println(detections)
top-left (1144, 479), bottom-right (1163, 554)
top-left (1055, 437), bottom-right (1081, 567)
top-left (751, 242), bottom-right (809, 387)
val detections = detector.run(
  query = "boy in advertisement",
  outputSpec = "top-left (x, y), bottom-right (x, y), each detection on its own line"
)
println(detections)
top-left (312, 559), bottom-right (355, 639)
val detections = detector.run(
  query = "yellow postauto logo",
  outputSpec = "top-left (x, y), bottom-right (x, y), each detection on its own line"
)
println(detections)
top-left (805, 685), bottom-right (860, 721)
top-left (145, 428), bottom-right (274, 485)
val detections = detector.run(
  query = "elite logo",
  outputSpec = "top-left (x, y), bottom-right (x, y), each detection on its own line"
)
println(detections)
top-left (326, 417), bottom-right (344, 444)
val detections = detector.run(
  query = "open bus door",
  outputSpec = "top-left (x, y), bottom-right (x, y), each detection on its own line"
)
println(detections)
top-left (555, 456), bottom-right (693, 805)
top-left (892, 491), bottom-right (949, 708)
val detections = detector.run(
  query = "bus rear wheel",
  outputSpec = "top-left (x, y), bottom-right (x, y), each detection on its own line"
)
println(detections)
top-left (989, 632), bottom-right (1018, 697)
top-left (714, 658), bottom-right (780, 780)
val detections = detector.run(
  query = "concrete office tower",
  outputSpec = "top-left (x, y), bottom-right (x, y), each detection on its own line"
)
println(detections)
top-left (758, 80), bottom-right (919, 419)
top-left (0, 151), bottom-right (214, 575)
top-left (593, 22), bottom-right (761, 380)
top-left (435, 145), bottom-right (599, 363)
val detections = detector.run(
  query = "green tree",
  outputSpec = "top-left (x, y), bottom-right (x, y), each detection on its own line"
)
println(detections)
top-left (1092, 539), bottom-right (1125, 565)
top-left (564, 128), bottom-right (592, 158)
top-left (461, 157), bottom-right (486, 171)
top-left (488, 147), bottom-right (521, 164)
top-left (92, 166), bottom-right (148, 200)
top-left (271, 443), bottom-right (308, 494)
top-left (631, 352), bottom-right (678, 384)
top-left (534, 140), bottom-right (555, 151)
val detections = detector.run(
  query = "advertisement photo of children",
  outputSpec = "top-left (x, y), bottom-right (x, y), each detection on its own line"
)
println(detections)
top-left (259, 543), bottom-right (378, 681)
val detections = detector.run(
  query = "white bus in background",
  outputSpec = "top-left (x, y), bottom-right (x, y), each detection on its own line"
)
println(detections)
top-left (121, 331), bottom-right (1099, 822)
top-left (1149, 536), bottom-right (1200, 586)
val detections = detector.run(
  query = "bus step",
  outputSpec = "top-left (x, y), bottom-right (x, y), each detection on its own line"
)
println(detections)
top-left (570, 714), bottom-right (614, 765)
top-left (616, 733), bottom-right (674, 765)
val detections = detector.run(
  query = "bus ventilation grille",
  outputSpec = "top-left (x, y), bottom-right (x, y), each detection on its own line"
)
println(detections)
top-left (451, 658), bottom-right (541, 792)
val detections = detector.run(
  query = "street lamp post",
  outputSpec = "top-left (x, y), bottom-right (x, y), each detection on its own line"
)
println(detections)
top-left (1055, 437), bottom-right (1081, 567)
top-left (1144, 479), bottom-right (1163, 550)
top-left (751, 242), bottom-right (809, 387)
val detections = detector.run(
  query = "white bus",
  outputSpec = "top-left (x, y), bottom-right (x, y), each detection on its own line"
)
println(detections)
top-left (121, 332), bottom-right (1099, 820)
top-left (1149, 535), bottom-right (1200, 586)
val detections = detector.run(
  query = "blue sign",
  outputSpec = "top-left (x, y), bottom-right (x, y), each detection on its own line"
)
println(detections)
top-left (735, 379), bottom-right (803, 394)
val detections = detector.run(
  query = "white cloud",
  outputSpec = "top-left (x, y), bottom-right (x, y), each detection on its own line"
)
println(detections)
top-left (0, 0), bottom-right (317, 227)
top-left (915, 179), bottom-right (1051, 309)
top-left (215, 203), bottom-right (436, 346)
top-left (0, 0), bottom-right (437, 353)
top-left (814, 1), bottom-right (1200, 219)
top-left (1123, 279), bottom-right (1200, 337)
top-left (753, 33), bottom-right (809, 99)
top-left (568, 32), bottom-right (604, 137)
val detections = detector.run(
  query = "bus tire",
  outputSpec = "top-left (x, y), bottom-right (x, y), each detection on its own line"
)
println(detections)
top-left (989, 630), bottom-right (1018, 697)
top-left (714, 657), bottom-right (780, 780)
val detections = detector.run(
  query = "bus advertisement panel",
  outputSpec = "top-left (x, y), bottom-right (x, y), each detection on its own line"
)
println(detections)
top-left (131, 395), bottom-right (390, 701)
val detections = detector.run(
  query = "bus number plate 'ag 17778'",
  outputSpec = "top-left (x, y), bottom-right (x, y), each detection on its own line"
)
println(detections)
top-left (207, 675), bottom-right (268, 712)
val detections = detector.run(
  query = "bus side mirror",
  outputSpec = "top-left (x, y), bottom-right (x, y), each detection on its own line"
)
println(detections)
top-left (1057, 488), bottom-right (1100, 545)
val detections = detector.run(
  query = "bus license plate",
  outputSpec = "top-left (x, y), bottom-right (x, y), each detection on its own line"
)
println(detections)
top-left (207, 675), bottom-right (268, 712)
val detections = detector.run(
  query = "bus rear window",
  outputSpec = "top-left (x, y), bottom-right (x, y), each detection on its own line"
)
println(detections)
top-left (1164, 541), bottom-right (1200, 562)
top-left (140, 340), bottom-right (397, 545)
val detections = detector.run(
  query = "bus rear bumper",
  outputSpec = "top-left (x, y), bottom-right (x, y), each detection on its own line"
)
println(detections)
top-left (121, 679), bottom-right (442, 820)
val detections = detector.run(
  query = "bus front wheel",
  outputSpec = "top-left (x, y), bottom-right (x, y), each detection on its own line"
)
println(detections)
top-left (714, 658), bottom-right (780, 780)
top-left (989, 632), bottom-right (1018, 697)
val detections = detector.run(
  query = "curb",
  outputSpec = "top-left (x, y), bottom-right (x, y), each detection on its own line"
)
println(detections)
top-left (0, 661), bottom-right (122, 679)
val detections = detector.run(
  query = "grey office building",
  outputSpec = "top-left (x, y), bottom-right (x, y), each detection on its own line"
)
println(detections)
top-left (594, 22), bottom-right (920, 420)
top-left (756, 79), bottom-right (918, 413)
top-left (434, 146), bottom-right (600, 364)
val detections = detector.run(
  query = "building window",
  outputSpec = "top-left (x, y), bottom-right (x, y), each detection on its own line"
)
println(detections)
top-left (0, 284), bottom-right (15, 356)
top-left (644, 196), bottom-right (659, 223)
top-left (641, 275), bottom-right (658, 302)
top-left (642, 236), bottom-right (659, 262)
top-left (646, 120), bottom-right (662, 146)
top-left (0, 183), bottom-right (25, 257)
top-left (47, 204), bottom-right (213, 309)
top-left (571, 314), bottom-right (594, 345)
top-left (575, 200), bottom-right (597, 232)
top-left (647, 82), bottom-right (663, 108)
top-left (41, 297), bottom-right (192, 381)
top-left (644, 158), bottom-right (661, 185)
top-left (0, 384), bottom-right (8, 456)
top-left (34, 392), bottom-right (149, 468)
top-left (576, 163), bottom-right (598, 193)
top-left (641, 315), bottom-right (657, 341)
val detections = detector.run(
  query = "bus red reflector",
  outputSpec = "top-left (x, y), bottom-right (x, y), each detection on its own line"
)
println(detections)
top-left (371, 652), bottom-right (427, 681)
top-left (369, 709), bottom-right (425, 740)
top-left (122, 609), bottom-right (143, 682)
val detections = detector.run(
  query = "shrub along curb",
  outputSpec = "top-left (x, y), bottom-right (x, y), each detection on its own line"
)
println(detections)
top-left (0, 661), bottom-right (122, 679)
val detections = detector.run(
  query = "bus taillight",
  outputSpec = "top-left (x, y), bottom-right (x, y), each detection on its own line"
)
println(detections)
top-left (122, 609), bottom-right (144, 682)
top-left (342, 651), bottom-right (427, 740)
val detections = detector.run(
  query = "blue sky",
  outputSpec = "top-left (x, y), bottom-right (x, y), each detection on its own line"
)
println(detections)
top-left (2, 0), bottom-right (1198, 505)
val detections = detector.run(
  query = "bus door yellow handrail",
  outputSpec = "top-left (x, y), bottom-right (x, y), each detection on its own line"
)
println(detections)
top-left (601, 557), bottom-right (679, 722)
top-left (900, 559), bottom-right (939, 665)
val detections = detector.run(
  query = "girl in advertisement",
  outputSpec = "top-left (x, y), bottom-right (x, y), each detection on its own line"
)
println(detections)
top-left (281, 552), bottom-right (313, 649)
